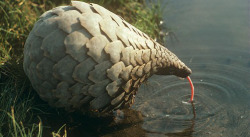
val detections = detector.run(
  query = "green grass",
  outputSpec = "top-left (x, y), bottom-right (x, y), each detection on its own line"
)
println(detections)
top-left (0, 0), bottom-right (164, 136)
top-left (4, 107), bottom-right (43, 137)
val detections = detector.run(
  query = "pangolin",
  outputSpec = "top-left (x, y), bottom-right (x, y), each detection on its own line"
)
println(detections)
top-left (23, 1), bottom-right (192, 115)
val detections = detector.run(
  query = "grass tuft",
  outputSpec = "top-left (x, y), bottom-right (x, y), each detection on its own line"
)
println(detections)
top-left (0, 107), bottom-right (42, 137)
top-left (52, 124), bottom-right (67, 137)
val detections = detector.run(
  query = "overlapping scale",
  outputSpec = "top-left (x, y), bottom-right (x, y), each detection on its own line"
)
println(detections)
top-left (23, 1), bottom-right (191, 115)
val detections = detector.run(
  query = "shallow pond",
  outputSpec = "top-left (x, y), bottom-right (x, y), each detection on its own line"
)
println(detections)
top-left (43, 0), bottom-right (250, 136)
top-left (130, 0), bottom-right (250, 136)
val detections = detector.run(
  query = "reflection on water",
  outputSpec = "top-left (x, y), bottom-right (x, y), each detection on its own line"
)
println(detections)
top-left (131, 0), bottom-right (250, 136)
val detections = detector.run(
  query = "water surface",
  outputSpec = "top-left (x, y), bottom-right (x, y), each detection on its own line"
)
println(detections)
top-left (131, 0), bottom-right (250, 136)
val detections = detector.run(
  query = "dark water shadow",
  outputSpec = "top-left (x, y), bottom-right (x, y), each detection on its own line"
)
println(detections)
top-left (39, 108), bottom-right (145, 137)
top-left (37, 101), bottom-right (197, 137)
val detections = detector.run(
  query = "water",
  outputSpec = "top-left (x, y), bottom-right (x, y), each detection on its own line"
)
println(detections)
top-left (43, 1), bottom-right (250, 136)
top-left (131, 0), bottom-right (250, 136)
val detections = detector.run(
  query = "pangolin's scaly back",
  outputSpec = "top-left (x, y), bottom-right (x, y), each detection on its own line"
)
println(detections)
top-left (23, 1), bottom-right (191, 114)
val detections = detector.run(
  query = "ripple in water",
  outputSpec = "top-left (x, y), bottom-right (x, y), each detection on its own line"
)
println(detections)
top-left (132, 49), bottom-right (250, 136)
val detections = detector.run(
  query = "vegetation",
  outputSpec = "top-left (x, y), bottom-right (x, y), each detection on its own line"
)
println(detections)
top-left (0, 0), bottom-right (164, 136)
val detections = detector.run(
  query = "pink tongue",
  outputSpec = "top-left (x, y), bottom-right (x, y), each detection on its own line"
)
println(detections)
top-left (187, 76), bottom-right (194, 102)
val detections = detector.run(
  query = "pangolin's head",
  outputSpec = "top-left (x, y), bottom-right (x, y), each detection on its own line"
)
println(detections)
top-left (155, 51), bottom-right (192, 78)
